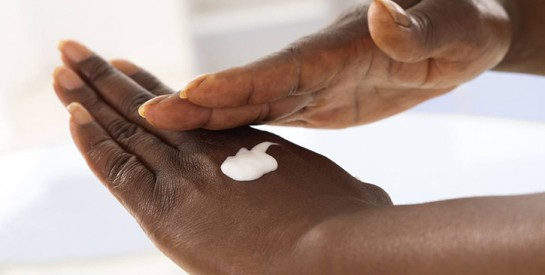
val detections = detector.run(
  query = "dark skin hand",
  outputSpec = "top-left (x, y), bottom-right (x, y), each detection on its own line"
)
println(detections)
top-left (494, 0), bottom-right (545, 75)
top-left (54, 41), bottom-right (545, 274)
top-left (53, 41), bottom-right (392, 274)
top-left (136, 0), bottom-right (513, 130)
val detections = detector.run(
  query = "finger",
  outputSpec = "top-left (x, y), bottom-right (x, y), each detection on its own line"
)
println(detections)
top-left (178, 33), bottom-right (356, 108)
top-left (109, 59), bottom-right (213, 129)
top-left (137, 92), bottom-right (313, 131)
top-left (116, 58), bottom-right (314, 130)
top-left (54, 66), bottom-right (174, 167)
top-left (66, 102), bottom-right (155, 213)
top-left (368, 0), bottom-right (510, 63)
top-left (110, 59), bottom-right (175, 96)
top-left (109, 59), bottom-right (229, 130)
top-left (58, 40), bottom-right (158, 128)
top-left (205, 94), bottom-right (313, 130)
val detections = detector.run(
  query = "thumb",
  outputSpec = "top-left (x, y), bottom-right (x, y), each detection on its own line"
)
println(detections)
top-left (368, 0), bottom-right (494, 63)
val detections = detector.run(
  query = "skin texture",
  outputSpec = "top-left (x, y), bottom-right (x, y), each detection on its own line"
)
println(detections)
top-left (53, 41), bottom-right (392, 274)
top-left (137, 0), bottom-right (513, 130)
top-left (54, 41), bottom-right (545, 274)
top-left (494, 0), bottom-right (545, 75)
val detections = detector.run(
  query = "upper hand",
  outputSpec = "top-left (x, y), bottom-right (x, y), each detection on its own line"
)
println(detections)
top-left (137, 0), bottom-right (512, 130)
top-left (53, 41), bottom-right (391, 274)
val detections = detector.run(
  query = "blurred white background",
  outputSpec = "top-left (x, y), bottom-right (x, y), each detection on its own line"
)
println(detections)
top-left (1, 0), bottom-right (544, 274)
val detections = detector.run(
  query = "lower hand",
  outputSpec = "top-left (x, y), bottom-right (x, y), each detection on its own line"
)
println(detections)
top-left (53, 41), bottom-right (391, 273)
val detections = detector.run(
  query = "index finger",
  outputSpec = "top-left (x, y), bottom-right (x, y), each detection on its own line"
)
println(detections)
top-left (59, 41), bottom-right (155, 127)
top-left (180, 42), bottom-right (334, 108)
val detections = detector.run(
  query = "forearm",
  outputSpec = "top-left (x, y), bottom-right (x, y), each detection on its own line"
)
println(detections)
top-left (495, 0), bottom-right (545, 75)
top-left (292, 193), bottom-right (545, 274)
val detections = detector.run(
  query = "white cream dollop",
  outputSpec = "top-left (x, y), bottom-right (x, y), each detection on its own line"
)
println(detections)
top-left (220, 142), bottom-right (278, 181)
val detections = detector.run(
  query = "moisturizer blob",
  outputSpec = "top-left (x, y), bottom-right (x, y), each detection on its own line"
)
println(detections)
top-left (221, 142), bottom-right (278, 181)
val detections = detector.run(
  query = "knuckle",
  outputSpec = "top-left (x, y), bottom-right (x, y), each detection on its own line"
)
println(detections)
top-left (124, 93), bottom-right (152, 116)
top-left (108, 155), bottom-right (154, 191)
top-left (107, 154), bottom-right (138, 187)
top-left (80, 56), bottom-right (116, 83)
top-left (133, 73), bottom-right (163, 93)
top-left (87, 137), bottom-right (115, 162)
top-left (85, 138), bottom-right (146, 187)
top-left (84, 95), bottom-right (105, 113)
top-left (107, 119), bottom-right (140, 143)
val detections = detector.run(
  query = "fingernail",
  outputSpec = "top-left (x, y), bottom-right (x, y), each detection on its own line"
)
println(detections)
top-left (138, 105), bottom-right (147, 118)
top-left (376, 0), bottom-right (411, 28)
top-left (179, 89), bottom-right (188, 99)
top-left (111, 59), bottom-right (140, 75)
top-left (54, 66), bottom-right (84, 90)
top-left (58, 40), bottom-right (93, 62)
top-left (67, 102), bottom-right (95, 125)
top-left (179, 74), bottom-right (210, 99)
top-left (138, 95), bottom-right (167, 118)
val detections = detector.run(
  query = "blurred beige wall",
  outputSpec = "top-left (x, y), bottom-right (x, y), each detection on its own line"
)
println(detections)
top-left (0, 0), bottom-right (196, 151)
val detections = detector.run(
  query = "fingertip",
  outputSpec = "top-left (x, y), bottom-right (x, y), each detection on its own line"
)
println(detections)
top-left (52, 81), bottom-right (63, 97)
top-left (138, 95), bottom-right (168, 118)
top-left (52, 66), bottom-right (63, 78)
top-left (60, 54), bottom-right (72, 68)
top-left (53, 66), bottom-right (85, 90)
top-left (143, 95), bottom-right (213, 131)
top-left (179, 89), bottom-right (188, 99)
top-left (180, 73), bottom-right (211, 100)
top-left (138, 105), bottom-right (147, 118)
top-left (57, 40), bottom-right (69, 51)
top-left (369, 0), bottom-right (408, 37)
top-left (373, 0), bottom-right (411, 28)
top-left (58, 40), bottom-right (93, 62)
top-left (369, 0), bottom-right (422, 62)
top-left (67, 102), bottom-right (95, 125)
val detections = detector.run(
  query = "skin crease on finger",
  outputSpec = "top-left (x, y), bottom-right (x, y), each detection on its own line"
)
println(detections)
top-left (55, 41), bottom-right (545, 274)
top-left (137, 0), bottom-right (512, 131)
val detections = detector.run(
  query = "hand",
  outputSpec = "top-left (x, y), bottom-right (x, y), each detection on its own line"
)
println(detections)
top-left (53, 41), bottom-right (391, 274)
top-left (137, 0), bottom-right (512, 130)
